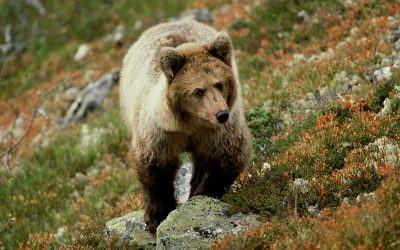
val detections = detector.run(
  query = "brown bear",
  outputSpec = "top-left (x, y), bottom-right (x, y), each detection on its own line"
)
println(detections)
top-left (119, 20), bottom-right (251, 233)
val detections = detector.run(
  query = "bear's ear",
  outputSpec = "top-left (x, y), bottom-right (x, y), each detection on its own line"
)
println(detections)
top-left (159, 47), bottom-right (185, 81)
top-left (208, 32), bottom-right (233, 66)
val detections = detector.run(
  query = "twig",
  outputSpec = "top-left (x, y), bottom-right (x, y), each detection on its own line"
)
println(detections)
top-left (0, 72), bottom-right (81, 172)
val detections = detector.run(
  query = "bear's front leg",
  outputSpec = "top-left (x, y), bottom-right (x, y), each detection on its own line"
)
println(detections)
top-left (190, 155), bottom-right (243, 198)
top-left (135, 158), bottom-right (179, 233)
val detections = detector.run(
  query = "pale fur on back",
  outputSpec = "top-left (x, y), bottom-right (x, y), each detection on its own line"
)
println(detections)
top-left (119, 20), bottom-right (247, 164)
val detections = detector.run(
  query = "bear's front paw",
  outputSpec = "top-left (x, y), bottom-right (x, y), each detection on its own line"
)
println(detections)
top-left (143, 198), bottom-right (176, 234)
top-left (144, 218), bottom-right (160, 234)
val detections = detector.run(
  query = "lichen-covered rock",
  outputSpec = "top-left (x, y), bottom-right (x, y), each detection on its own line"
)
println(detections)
top-left (105, 196), bottom-right (260, 250)
top-left (156, 196), bottom-right (260, 250)
top-left (105, 210), bottom-right (156, 249)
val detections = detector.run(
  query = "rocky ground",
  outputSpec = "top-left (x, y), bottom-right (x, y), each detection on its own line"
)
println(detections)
top-left (1, 1), bottom-right (400, 249)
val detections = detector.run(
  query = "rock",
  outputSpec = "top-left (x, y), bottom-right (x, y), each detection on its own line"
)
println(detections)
top-left (356, 192), bottom-right (375, 204)
top-left (174, 162), bottom-right (193, 204)
top-left (350, 74), bottom-right (362, 86)
top-left (350, 27), bottom-right (358, 37)
top-left (307, 205), bottom-right (318, 215)
top-left (112, 24), bottom-right (125, 45)
top-left (387, 16), bottom-right (396, 26)
top-left (378, 98), bottom-right (392, 116)
top-left (105, 210), bottom-right (157, 249)
top-left (293, 178), bottom-right (310, 194)
top-left (172, 9), bottom-right (213, 23)
top-left (387, 27), bottom-right (400, 44)
top-left (86, 167), bottom-right (100, 177)
top-left (373, 67), bottom-right (392, 82)
top-left (366, 137), bottom-right (400, 166)
top-left (156, 196), bottom-right (260, 250)
top-left (319, 86), bottom-right (329, 97)
top-left (103, 25), bottom-right (125, 46)
top-left (62, 69), bottom-right (119, 127)
top-left (262, 99), bottom-right (273, 113)
top-left (260, 162), bottom-right (271, 175)
top-left (380, 57), bottom-right (391, 67)
top-left (55, 227), bottom-right (67, 239)
top-left (395, 39), bottom-right (400, 52)
top-left (105, 196), bottom-right (261, 250)
top-left (297, 10), bottom-right (309, 22)
top-left (73, 44), bottom-right (91, 61)
top-left (291, 92), bottom-right (319, 115)
top-left (134, 20), bottom-right (143, 31)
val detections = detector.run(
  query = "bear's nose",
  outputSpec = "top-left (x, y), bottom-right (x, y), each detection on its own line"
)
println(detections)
top-left (216, 110), bottom-right (229, 123)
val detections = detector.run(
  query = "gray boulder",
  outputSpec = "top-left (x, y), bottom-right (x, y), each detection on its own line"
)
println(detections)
top-left (62, 69), bottom-right (119, 128)
top-left (105, 196), bottom-right (261, 250)
top-left (105, 210), bottom-right (157, 249)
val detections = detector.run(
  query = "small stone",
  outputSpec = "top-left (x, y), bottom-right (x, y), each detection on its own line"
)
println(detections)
top-left (134, 20), bottom-right (143, 30)
top-left (293, 178), bottom-right (310, 194)
top-left (350, 75), bottom-right (362, 86)
top-left (11, 116), bottom-right (25, 139)
top-left (356, 192), bottom-right (376, 204)
top-left (112, 24), bottom-right (125, 45)
top-left (380, 57), bottom-right (391, 67)
top-left (388, 27), bottom-right (400, 44)
top-left (350, 27), bottom-right (358, 36)
top-left (55, 227), bottom-right (67, 239)
top-left (395, 39), bottom-right (400, 51)
top-left (393, 57), bottom-right (400, 69)
top-left (95, 200), bottom-right (110, 210)
top-left (87, 167), bottom-right (100, 177)
top-left (373, 67), bottom-right (392, 82)
top-left (297, 10), bottom-right (309, 22)
top-left (334, 71), bottom-right (349, 84)
top-left (357, 37), bottom-right (367, 45)
top-left (260, 162), bottom-right (271, 175)
top-left (293, 53), bottom-right (306, 61)
top-left (73, 44), bottom-right (91, 61)
top-left (378, 98), bottom-right (392, 116)
top-left (74, 172), bottom-right (88, 186)
top-left (387, 16), bottom-right (396, 25)
top-left (262, 99), bottom-right (273, 113)
top-left (319, 86), bottom-right (329, 97)
top-left (341, 142), bottom-right (353, 148)
top-left (307, 205), bottom-right (318, 215)
top-left (172, 9), bottom-right (213, 23)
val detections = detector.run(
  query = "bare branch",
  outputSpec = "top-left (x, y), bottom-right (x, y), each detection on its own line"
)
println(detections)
top-left (0, 72), bottom-right (82, 173)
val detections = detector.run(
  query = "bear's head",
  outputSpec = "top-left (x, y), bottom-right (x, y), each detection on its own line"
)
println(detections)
top-left (159, 32), bottom-right (237, 128)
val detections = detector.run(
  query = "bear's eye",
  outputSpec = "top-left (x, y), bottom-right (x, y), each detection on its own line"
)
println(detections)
top-left (193, 88), bottom-right (205, 97)
top-left (214, 82), bottom-right (224, 92)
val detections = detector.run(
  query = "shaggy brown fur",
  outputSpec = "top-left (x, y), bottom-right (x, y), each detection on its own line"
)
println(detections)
top-left (120, 21), bottom-right (251, 233)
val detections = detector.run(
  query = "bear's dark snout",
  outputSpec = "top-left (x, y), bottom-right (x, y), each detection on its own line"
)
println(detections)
top-left (216, 110), bottom-right (229, 123)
